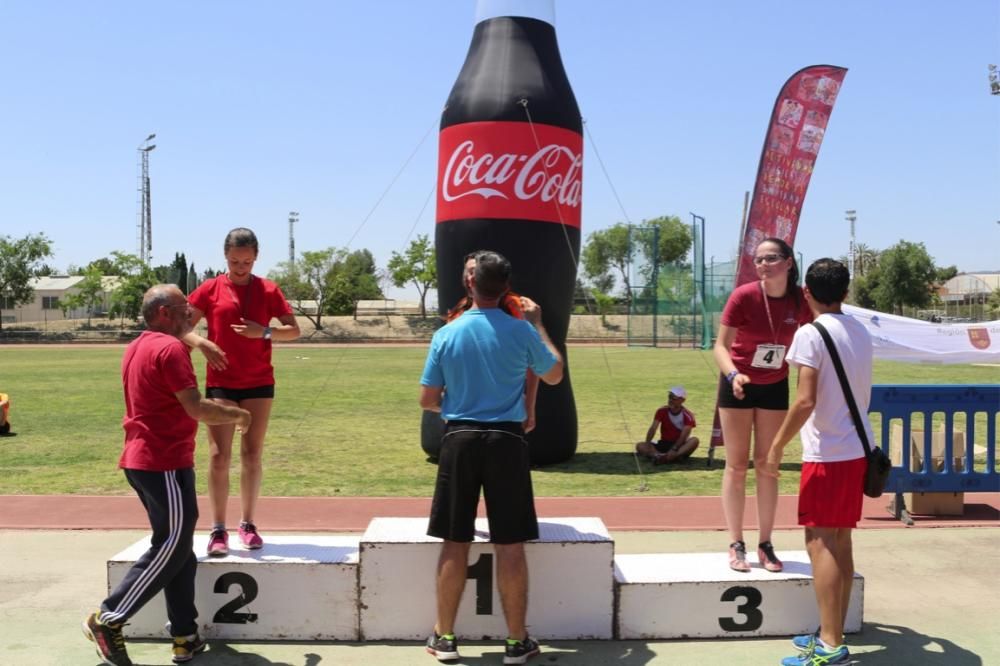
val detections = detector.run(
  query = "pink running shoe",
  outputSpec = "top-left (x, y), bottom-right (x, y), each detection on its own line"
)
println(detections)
top-left (728, 540), bottom-right (751, 572)
top-left (206, 529), bottom-right (229, 557)
top-left (757, 541), bottom-right (784, 572)
top-left (238, 522), bottom-right (263, 550)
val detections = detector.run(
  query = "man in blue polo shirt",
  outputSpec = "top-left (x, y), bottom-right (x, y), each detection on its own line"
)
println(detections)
top-left (419, 250), bottom-right (563, 665)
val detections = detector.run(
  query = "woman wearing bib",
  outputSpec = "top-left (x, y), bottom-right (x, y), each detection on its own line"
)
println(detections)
top-left (714, 238), bottom-right (810, 572)
top-left (186, 228), bottom-right (300, 556)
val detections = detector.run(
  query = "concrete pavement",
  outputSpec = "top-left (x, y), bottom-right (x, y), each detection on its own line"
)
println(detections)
top-left (1, 527), bottom-right (995, 666)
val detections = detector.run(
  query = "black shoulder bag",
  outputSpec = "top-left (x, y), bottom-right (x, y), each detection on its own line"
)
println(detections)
top-left (812, 321), bottom-right (891, 498)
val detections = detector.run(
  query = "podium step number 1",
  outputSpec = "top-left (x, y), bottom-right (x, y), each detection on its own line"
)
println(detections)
top-left (359, 517), bottom-right (615, 640)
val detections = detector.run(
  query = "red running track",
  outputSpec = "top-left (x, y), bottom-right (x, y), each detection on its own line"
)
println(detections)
top-left (1, 494), bottom-right (996, 532)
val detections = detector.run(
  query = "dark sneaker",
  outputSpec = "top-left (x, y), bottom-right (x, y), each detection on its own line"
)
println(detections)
top-left (757, 540), bottom-right (784, 572)
top-left (425, 632), bottom-right (460, 661)
top-left (82, 612), bottom-right (133, 666)
top-left (792, 629), bottom-right (820, 651)
top-left (781, 642), bottom-right (851, 665)
top-left (172, 632), bottom-right (207, 663)
top-left (207, 529), bottom-right (229, 557)
top-left (504, 636), bottom-right (541, 665)
top-left (238, 522), bottom-right (264, 549)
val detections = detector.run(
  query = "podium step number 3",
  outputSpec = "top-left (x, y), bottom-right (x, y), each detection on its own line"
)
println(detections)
top-left (615, 552), bottom-right (863, 639)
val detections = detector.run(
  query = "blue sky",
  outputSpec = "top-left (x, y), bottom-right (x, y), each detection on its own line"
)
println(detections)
top-left (1, 1), bottom-right (997, 303)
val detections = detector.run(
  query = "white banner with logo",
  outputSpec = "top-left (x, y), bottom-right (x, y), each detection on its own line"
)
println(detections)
top-left (843, 305), bottom-right (1000, 364)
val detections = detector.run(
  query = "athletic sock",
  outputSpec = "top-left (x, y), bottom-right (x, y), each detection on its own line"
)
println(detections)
top-left (212, 523), bottom-right (226, 532)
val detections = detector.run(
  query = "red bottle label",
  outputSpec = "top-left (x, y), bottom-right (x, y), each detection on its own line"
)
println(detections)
top-left (436, 121), bottom-right (583, 228)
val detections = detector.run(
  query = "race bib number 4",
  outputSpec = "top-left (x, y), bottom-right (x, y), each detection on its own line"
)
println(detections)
top-left (751, 344), bottom-right (786, 369)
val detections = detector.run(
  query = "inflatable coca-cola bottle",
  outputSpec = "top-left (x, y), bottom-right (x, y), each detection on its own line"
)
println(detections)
top-left (424, 0), bottom-right (582, 465)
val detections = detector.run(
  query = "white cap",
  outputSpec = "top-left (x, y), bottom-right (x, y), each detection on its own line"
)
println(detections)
top-left (669, 386), bottom-right (687, 399)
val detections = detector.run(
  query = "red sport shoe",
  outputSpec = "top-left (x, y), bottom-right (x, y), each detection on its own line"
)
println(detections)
top-left (206, 529), bottom-right (229, 557)
top-left (238, 522), bottom-right (263, 550)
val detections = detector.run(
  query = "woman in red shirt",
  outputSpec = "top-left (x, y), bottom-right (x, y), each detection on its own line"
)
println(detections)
top-left (713, 238), bottom-right (810, 573)
top-left (186, 228), bottom-right (300, 556)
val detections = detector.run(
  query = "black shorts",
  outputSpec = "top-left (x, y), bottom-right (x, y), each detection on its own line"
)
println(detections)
top-left (427, 421), bottom-right (539, 544)
top-left (717, 375), bottom-right (789, 410)
top-left (206, 385), bottom-right (275, 402)
top-left (653, 439), bottom-right (695, 460)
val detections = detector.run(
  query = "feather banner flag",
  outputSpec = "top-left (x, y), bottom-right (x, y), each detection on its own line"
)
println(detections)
top-left (712, 65), bottom-right (848, 449)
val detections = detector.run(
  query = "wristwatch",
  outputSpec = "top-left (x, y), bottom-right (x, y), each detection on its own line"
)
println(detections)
top-left (262, 326), bottom-right (272, 340)
top-left (725, 369), bottom-right (739, 384)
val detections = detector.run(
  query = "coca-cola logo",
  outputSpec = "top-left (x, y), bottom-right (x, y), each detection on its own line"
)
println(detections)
top-left (442, 140), bottom-right (582, 208)
top-left (436, 121), bottom-right (583, 228)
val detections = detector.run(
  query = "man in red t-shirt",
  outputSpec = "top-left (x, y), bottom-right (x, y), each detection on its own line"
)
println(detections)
top-left (636, 386), bottom-right (699, 464)
top-left (0, 392), bottom-right (10, 435)
top-left (83, 284), bottom-right (250, 666)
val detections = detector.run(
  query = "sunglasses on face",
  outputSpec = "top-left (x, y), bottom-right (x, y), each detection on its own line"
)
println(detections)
top-left (753, 254), bottom-right (786, 265)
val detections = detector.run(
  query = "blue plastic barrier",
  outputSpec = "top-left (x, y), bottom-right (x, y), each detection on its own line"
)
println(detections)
top-left (869, 384), bottom-right (1000, 524)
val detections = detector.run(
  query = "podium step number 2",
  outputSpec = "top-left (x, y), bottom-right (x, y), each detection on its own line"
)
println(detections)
top-left (107, 535), bottom-right (361, 640)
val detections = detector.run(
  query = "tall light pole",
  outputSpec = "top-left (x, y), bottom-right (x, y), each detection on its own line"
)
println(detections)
top-left (690, 212), bottom-right (707, 349)
top-left (288, 211), bottom-right (299, 265)
top-left (137, 134), bottom-right (156, 265)
top-left (845, 209), bottom-right (857, 279)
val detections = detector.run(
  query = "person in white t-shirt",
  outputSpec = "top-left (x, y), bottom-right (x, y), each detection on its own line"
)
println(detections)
top-left (764, 258), bottom-right (873, 666)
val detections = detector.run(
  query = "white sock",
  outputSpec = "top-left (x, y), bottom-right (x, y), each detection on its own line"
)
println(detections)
top-left (818, 637), bottom-right (843, 651)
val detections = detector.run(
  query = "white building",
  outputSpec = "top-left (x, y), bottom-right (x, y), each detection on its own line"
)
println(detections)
top-left (355, 299), bottom-right (424, 316)
top-left (1, 275), bottom-right (121, 325)
top-left (938, 273), bottom-right (1000, 304)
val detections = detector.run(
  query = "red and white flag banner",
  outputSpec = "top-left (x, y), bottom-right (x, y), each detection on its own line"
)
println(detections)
top-left (712, 65), bottom-right (848, 447)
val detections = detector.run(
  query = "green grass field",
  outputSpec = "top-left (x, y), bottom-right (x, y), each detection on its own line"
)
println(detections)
top-left (0, 344), bottom-right (995, 497)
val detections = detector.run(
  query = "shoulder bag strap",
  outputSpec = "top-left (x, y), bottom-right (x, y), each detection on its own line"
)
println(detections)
top-left (811, 320), bottom-right (873, 457)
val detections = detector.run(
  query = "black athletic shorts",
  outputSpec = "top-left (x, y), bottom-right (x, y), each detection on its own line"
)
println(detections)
top-left (717, 375), bottom-right (789, 410)
top-left (206, 385), bottom-right (275, 402)
top-left (427, 421), bottom-right (539, 544)
top-left (653, 439), bottom-right (695, 460)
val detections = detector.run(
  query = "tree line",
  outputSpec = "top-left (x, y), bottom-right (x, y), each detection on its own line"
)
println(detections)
top-left (0, 233), bottom-right (437, 331)
top-left (1, 228), bottom-right (995, 331)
